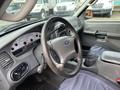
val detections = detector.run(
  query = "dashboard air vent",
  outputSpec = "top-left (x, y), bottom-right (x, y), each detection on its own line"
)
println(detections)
top-left (0, 52), bottom-right (14, 69)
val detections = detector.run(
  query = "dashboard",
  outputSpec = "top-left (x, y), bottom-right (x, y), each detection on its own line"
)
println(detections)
top-left (0, 17), bottom-right (83, 90)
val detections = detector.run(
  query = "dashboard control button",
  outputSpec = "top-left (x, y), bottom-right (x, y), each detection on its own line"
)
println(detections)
top-left (11, 63), bottom-right (28, 81)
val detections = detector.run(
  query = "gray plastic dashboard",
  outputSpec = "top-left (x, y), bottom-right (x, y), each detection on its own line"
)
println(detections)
top-left (0, 16), bottom-right (83, 90)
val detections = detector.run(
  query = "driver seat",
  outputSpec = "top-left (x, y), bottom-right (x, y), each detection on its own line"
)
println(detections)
top-left (59, 70), bottom-right (120, 90)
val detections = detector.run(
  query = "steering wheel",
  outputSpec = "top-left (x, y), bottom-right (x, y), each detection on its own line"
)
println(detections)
top-left (41, 17), bottom-right (82, 77)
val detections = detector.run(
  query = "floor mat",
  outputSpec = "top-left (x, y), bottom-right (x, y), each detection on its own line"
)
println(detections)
top-left (16, 76), bottom-right (57, 90)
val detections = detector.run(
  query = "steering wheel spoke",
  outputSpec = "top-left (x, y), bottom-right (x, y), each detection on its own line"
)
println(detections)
top-left (56, 63), bottom-right (64, 71)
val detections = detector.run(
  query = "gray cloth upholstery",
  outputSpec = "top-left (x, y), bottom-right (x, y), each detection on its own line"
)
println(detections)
top-left (59, 70), bottom-right (120, 90)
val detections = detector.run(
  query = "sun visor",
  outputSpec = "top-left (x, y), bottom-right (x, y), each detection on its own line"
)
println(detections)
top-left (0, 0), bottom-right (37, 21)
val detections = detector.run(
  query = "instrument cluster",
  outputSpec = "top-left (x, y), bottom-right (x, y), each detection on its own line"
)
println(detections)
top-left (11, 32), bottom-right (41, 57)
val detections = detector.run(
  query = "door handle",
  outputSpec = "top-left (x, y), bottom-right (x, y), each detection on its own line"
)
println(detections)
top-left (95, 31), bottom-right (107, 39)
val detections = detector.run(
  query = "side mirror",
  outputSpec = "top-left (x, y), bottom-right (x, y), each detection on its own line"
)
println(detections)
top-left (74, 0), bottom-right (97, 17)
top-left (85, 6), bottom-right (93, 19)
top-left (85, 0), bottom-right (98, 19)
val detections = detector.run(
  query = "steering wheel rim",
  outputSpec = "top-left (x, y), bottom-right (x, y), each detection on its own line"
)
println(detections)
top-left (41, 17), bottom-right (82, 77)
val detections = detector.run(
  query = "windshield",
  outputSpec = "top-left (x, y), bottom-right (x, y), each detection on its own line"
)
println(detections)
top-left (0, 0), bottom-right (86, 30)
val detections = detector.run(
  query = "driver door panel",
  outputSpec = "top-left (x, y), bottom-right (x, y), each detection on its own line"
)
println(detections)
top-left (82, 21), bottom-right (120, 51)
top-left (82, 20), bottom-right (120, 84)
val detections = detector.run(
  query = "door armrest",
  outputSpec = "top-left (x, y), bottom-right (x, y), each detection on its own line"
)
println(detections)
top-left (101, 51), bottom-right (120, 65)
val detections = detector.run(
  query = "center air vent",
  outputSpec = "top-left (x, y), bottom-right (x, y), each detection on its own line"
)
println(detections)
top-left (0, 52), bottom-right (14, 69)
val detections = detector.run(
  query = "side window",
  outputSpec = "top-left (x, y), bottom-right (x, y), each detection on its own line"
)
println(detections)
top-left (86, 0), bottom-right (120, 21)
